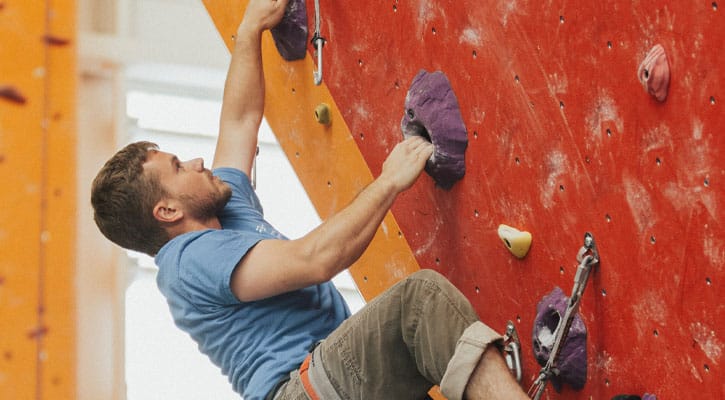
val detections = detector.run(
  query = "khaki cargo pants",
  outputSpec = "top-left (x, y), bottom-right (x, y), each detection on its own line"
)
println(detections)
top-left (270, 269), bottom-right (502, 400)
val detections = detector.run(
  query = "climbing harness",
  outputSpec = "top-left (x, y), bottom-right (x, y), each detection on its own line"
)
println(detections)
top-left (528, 233), bottom-right (600, 400)
top-left (502, 320), bottom-right (523, 382)
top-left (311, 0), bottom-right (326, 85)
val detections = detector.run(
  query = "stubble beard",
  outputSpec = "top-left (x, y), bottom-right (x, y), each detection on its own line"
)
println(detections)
top-left (182, 185), bottom-right (232, 221)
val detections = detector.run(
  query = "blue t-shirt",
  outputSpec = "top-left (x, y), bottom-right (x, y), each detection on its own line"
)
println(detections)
top-left (155, 168), bottom-right (351, 399)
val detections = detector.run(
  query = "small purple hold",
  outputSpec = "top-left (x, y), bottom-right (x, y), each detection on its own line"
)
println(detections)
top-left (401, 70), bottom-right (468, 189)
top-left (611, 394), bottom-right (657, 400)
top-left (270, 0), bottom-right (309, 61)
top-left (532, 286), bottom-right (588, 391)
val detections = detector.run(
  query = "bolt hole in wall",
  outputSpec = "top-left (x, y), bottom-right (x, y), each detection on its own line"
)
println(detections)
top-left (122, 70), bottom-right (365, 399)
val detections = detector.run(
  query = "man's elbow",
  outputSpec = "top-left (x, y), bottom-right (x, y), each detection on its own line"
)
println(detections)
top-left (295, 239), bottom-right (342, 284)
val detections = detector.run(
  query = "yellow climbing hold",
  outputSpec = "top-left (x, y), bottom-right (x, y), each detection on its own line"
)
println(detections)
top-left (497, 224), bottom-right (532, 259)
top-left (314, 103), bottom-right (331, 125)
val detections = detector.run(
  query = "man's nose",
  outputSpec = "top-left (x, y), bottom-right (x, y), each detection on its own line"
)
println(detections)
top-left (186, 158), bottom-right (204, 171)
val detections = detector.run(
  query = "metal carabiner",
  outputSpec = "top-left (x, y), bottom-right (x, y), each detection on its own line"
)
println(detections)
top-left (312, 0), bottom-right (325, 85)
top-left (502, 321), bottom-right (523, 383)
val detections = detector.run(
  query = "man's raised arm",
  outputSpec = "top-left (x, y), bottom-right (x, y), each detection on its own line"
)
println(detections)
top-left (213, 0), bottom-right (289, 174)
top-left (230, 136), bottom-right (435, 302)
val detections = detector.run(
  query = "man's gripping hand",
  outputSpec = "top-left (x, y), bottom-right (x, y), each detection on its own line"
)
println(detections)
top-left (240, 0), bottom-right (290, 34)
top-left (379, 137), bottom-right (434, 194)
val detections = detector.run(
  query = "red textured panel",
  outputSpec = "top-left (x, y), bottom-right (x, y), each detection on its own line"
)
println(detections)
top-left (314, 1), bottom-right (723, 398)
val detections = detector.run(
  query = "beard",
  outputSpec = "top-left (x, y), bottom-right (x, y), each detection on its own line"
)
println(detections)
top-left (180, 185), bottom-right (232, 221)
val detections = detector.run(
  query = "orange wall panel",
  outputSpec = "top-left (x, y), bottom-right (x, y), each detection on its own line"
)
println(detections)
top-left (0, 1), bottom-right (76, 399)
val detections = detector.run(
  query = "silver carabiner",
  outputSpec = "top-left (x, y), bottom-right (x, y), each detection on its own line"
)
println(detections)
top-left (312, 0), bottom-right (325, 85)
top-left (502, 321), bottom-right (522, 383)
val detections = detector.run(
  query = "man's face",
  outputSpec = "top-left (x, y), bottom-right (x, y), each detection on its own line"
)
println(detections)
top-left (143, 150), bottom-right (231, 221)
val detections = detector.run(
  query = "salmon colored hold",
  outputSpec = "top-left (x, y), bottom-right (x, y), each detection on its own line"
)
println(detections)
top-left (637, 44), bottom-right (670, 102)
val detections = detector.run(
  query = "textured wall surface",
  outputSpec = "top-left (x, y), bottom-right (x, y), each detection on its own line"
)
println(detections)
top-left (0, 1), bottom-right (76, 399)
top-left (205, 1), bottom-right (723, 398)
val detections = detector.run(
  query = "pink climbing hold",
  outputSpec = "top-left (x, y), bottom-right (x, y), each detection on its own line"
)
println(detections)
top-left (637, 44), bottom-right (670, 102)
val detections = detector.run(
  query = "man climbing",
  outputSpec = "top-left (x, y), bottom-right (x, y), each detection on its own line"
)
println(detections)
top-left (91, 1), bottom-right (528, 399)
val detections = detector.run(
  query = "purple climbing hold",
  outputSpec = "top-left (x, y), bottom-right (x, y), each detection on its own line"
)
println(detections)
top-left (612, 394), bottom-right (657, 400)
top-left (401, 70), bottom-right (468, 189)
top-left (270, 0), bottom-right (309, 61)
top-left (532, 286), bottom-right (588, 392)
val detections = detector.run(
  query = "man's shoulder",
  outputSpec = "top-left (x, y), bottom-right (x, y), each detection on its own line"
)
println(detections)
top-left (155, 230), bottom-right (217, 267)
top-left (158, 228), bottom-right (255, 256)
top-left (213, 167), bottom-right (250, 187)
top-left (155, 229), bottom-right (257, 294)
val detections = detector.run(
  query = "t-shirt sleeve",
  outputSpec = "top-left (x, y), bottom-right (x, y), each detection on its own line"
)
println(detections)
top-left (214, 167), bottom-right (265, 216)
top-left (177, 230), bottom-right (262, 307)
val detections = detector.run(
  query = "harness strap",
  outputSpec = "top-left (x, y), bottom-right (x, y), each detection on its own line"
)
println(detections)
top-left (299, 353), bottom-right (321, 400)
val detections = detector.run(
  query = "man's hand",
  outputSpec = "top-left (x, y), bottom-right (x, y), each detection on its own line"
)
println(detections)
top-left (239, 0), bottom-right (290, 34)
top-left (379, 137), bottom-right (435, 194)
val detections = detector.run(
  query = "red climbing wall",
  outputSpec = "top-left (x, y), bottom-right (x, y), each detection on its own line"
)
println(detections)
top-left (320, 2), bottom-right (723, 398)
top-left (204, 1), bottom-right (723, 398)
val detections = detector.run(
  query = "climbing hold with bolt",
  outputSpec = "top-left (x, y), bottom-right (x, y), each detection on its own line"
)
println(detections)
top-left (612, 395), bottom-right (657, 400)
top-left (314, 103), bottom-right (331, 125)
top-left (532, 286), bottom-right (588, 392)
top-left (401, 70), bottom-right (468, 189)
top-left (637, 44), bottom-right (670, 102)
top-left (497, 224), bottom-right (532, 258)
top-left (270, 0), bottom-right (308, 61)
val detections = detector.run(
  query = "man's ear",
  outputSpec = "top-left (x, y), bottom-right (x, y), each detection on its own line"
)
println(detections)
top-left (153, 199), bottom-right (183, 223)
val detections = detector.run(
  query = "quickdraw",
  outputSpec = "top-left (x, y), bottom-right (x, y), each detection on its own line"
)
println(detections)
top-left (528, 233), bottom-right (600, 400)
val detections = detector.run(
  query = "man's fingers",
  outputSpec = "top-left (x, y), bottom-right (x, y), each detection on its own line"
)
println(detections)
top-left (417, 141), bottom-right (434, 157)
top-left (409, 137), bottom-right (434, 159)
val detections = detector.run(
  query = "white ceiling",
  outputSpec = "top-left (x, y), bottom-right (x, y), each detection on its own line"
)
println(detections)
top-left (79, 0), bottom-right (231, 80)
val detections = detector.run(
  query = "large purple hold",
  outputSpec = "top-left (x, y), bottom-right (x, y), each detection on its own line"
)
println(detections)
top-left (532, 286), bottom-right (588, 391)
top-left (401, 70), bottom-right (468, 189)
top-left (270, 0), bottom-right (308, 61)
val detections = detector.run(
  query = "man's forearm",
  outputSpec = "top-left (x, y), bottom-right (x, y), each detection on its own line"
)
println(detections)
top-left (300, 176), bottom-right (400, 279)
top-left (213, 23), bottom-right (265, 172)
top-left (220, 25), bottom-right (264, 127)
top-left (298, 136), bottom-right (433, 279)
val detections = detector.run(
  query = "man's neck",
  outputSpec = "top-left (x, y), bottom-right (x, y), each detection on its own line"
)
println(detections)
top-left (167, 217), bottom-right (222, 240)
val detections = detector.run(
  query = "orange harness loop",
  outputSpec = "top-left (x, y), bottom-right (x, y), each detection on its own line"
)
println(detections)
top-left (299, 354), bottom-right (320, 400)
